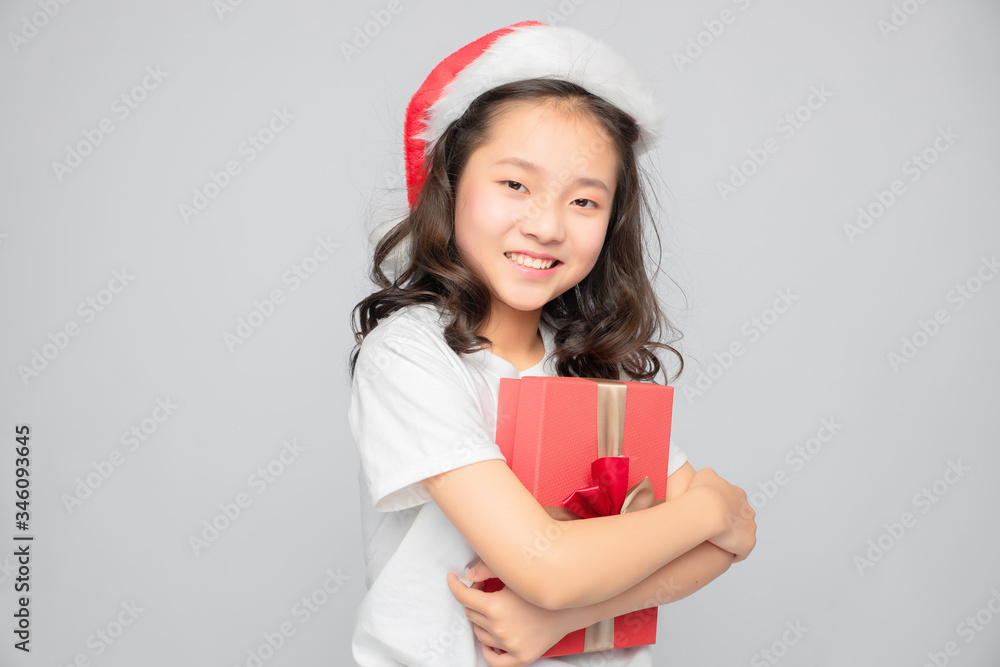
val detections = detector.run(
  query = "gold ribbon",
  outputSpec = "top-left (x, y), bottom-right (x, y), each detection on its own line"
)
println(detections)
top-left (542, 378), bottom-right (663, 653)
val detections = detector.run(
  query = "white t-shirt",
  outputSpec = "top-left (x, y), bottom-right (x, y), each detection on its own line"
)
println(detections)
top-left (349, 303), bottom-right (688, 666)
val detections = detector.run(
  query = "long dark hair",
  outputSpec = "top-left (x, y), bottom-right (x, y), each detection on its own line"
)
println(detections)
top-left (349, 78), bottom-right (684, 384)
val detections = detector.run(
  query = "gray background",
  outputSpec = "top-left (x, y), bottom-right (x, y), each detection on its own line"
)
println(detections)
top-left (2, 0), bottom-right (999, 665)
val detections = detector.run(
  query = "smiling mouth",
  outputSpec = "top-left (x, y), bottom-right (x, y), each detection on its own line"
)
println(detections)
top-left (504, 252), bottom-right (560, 270)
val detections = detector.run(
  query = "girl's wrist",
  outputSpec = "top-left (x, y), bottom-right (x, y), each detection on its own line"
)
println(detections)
top-left (555, 598), bottom-right (605, 635)
top-left (680, 485), bottom-right (726, 542)
top-left (659, 484), bottom-right (724, 545)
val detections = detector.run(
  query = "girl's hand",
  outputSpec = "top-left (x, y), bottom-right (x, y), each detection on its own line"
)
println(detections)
top-left (687, 467), bottom-right (757, 563)
top-left (446, 559), bottom-right (574, 666)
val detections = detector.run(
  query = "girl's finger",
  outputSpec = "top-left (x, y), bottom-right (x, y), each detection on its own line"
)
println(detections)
top-left (446, 572), bottom-right (488, 614)
top-left (471, 621), bottom-right (498, 648)
top-left (482, 642), bottom-right (520, 667)
top-left (462, 603), bottom-right (491, 629)
top-left (465, 559), bottom-right (498, 582)
top-left (483, 643), bottom-right (501, 667)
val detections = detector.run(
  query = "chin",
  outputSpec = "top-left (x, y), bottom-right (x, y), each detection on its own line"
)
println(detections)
top-left (498, 295), bottom-right (550, 313)
top-left (506, 302), bottom-right (546, 313)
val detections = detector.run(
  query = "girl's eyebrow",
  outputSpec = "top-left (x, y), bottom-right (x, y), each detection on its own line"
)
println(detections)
top-left (492, 156), bottom-right (611, 196)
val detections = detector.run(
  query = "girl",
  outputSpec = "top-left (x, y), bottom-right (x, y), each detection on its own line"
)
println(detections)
top-left (347, 20), bottom-right (756, 666)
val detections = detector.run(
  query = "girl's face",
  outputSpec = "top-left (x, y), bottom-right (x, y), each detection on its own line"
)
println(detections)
top-left (453, 100), bottom-right (618, 318)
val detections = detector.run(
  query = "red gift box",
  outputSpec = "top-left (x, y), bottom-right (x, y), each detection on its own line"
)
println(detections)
top-left (488, 376), bottom-right (674, 657)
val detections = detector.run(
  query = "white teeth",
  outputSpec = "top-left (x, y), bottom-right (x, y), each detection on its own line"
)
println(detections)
top-left (506, 252), bottom-right (556, 270)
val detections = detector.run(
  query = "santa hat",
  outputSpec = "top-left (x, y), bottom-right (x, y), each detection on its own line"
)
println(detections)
top-left (403, 20), bottom-right (664, 208)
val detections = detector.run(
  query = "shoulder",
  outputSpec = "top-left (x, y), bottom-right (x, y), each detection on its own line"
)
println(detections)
top-left (351, 303), bottom-right (482, 413)
top-left (354, 303), bottom-right (467, 382)
top-left (360, 303), bottom-right (450, 352)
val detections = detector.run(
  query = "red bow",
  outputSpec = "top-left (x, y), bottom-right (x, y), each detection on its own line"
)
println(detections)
top-left (561, 456), bottom-right (631, 519)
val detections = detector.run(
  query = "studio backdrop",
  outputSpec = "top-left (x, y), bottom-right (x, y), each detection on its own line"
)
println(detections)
top-left (1, 0), bottom-right (998, 665)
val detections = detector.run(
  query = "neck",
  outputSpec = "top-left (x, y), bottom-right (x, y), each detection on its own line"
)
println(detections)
top-left (480, 302), bottom-right (544, 371)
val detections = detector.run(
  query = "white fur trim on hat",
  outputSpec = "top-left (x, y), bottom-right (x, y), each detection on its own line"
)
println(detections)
top-left (416, 23), bottom-right (664, 159)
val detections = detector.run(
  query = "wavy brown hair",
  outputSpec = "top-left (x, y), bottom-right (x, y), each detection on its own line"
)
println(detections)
top-left (349, 78), bottom-right (684, 384)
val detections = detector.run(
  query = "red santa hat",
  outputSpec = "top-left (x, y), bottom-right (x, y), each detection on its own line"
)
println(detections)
top-left (403, 20), bottom-right (664, 208)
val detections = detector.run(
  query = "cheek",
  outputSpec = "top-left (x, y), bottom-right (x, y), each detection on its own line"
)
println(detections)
top-left (581, 225), bottom-right (609, 261)
top-left (455, 202), bottom-right (498, 267)
top-left (459, 189), bottom-right (511, 242)
top-left (569, 227), bottom-right (609, 277)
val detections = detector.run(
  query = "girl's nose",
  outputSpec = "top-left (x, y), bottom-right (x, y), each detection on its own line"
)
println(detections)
top-left (518, 194), bottom-right (565, 244)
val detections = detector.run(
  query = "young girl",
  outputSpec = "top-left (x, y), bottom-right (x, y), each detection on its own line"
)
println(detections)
top-left (347, 20), bottom-right (756, 666)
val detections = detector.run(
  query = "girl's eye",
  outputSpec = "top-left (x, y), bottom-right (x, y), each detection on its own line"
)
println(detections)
top-left (503, 180), bottom-right (528, 193)
top-left (572, 198), bottom-right (597, 209)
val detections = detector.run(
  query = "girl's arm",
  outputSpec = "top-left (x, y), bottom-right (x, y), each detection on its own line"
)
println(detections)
top-left (448, 542), bottom-right (734, 663)
top-left (451, 541), bottom-right (734, 661)
top-left (423, 457), bottom-right (754, 611)
top-left (472, 461), bottom-right (737, 604)
top-left (445, 463), bottom-right (740, 663)
top-left (476, 463), bottom-right (737, 614)
top-left (561, 540), bottom-right (733, 626)
top-left (557, 460), bottom-right (735, 618)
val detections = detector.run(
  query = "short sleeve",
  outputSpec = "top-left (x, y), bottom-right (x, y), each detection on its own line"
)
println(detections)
top-left (348, 317), bottom-right (506, 512)
top-left (667, 437), bottom-right (687, 477)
